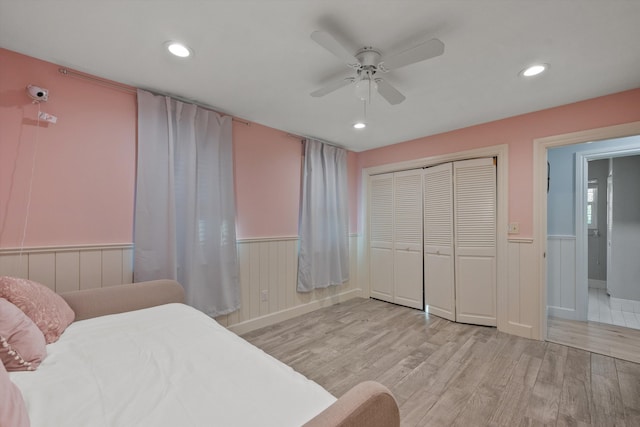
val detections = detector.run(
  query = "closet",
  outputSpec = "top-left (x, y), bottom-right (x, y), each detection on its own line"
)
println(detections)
top-left (370, 157), bottom-right (496, 326)
top-left (370, 169), bottom-right (423, 309)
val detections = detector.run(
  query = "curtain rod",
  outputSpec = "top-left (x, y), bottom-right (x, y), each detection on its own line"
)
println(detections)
top-left (58, 68), bottom-right (250, 126)
top-left (286, 133), bottom-right (304, 142)
top-left (58, 68), bottom-right (136, 93)
top-left (287, 133), bottom-right (345, 149)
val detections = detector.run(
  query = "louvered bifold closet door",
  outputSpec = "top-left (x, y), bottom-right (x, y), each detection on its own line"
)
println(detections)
top-left (393, 170), bottom-right (424, 309)
top-left (423, 163), bottom-right (455, 321)
top-left (454, 158), bottom-right (497, 326)
top-left (370, 173), bottom-right (394, 303)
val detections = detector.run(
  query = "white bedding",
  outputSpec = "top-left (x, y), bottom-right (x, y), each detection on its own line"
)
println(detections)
top-left (10, 303), bottom-right (336, 427)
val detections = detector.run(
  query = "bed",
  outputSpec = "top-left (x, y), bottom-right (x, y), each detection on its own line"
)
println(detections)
top-left (6, 280), bottom-right (399, 427)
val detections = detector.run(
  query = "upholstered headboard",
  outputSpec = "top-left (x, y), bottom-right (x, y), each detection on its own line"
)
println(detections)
top-left (60, 280), bottom-right (184, 321)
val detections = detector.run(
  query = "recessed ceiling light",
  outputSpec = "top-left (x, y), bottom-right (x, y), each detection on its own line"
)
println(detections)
top-left (166, 42), bottom-right (192, 58)
top-left (520, 64), bottom-right (548, 77)
top-left (353, 122), bottom-right (366, 129)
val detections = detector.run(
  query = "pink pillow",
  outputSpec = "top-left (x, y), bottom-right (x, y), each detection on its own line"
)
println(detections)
top-left (0, 298), bottom-right (47, 371)
top-left (0, 359), bottom-right (30, 427)
top-left (0, 276), bottom-right (75, 344)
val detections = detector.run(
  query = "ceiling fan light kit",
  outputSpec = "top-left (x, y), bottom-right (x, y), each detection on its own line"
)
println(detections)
top-left (354, 72), bottom-right (378, 102)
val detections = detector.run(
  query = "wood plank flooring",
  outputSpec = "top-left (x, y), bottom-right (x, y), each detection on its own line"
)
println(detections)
top-left (242, 298), bottom-right (640, 426)
top-left (548, 316), bottom-right (640, 364)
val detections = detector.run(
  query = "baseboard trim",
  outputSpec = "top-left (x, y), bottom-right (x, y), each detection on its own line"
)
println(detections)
top-left (503, 321), bottom-right (534, 339)
top-left (229, 288), bottom-right (364, 335)
top-left (547, 305), bottom-right (579, 321)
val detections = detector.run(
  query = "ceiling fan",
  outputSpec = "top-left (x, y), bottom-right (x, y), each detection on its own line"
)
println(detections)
top-left (310, 30), bottom-right (445, 105)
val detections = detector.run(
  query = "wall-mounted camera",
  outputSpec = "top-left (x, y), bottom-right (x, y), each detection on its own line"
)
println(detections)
top-left (26, 84), bottom-right (49, 102)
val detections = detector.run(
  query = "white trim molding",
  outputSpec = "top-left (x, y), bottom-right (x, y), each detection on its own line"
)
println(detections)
top-left (508, 238), bottom-right (534, 244)
top-left (229, 288), bottom-right (362, 335)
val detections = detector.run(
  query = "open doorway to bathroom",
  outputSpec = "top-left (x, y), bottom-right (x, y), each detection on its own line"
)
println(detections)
top-left (586, 157), bottom-right (640, 330)
top-left (545, 133), bottom-right (640, 363)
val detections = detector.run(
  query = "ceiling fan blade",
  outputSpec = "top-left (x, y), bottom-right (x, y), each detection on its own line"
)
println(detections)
top-left (311, 77), bottom-right (355, 97)
top-left (311, 31), bottom-right (360, 68)
top-left (379, 38), bottom-right (444, 72)
top-left (375, 79), bottom-right (406, 105)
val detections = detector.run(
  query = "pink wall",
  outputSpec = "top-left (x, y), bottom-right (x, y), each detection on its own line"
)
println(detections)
top-left (7, 48), bottom-right (633, 245)
top-left (0, 48), bottom-right (136, 247)
top-left (1, 49), bottom-right (360, 247)
top-left (233, 120), bottom-right (359, 238)
top-left (233, 122), bottom-right (302, 238)
top-left (357, 88), bottom-right (640, 238)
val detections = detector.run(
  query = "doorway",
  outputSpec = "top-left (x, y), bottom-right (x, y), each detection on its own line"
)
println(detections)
top-left (586, 155), bottom-right (640, 330)
top-left (543, 132), bottom-right (640, 362)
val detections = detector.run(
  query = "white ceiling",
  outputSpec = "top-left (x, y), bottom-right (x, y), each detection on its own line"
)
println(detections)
top-left (1, 1), bottom-right (639, 152)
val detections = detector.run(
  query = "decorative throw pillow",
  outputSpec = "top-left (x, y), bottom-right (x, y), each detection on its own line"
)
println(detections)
top-left (0, 276), bottom-right (75, 344)
top-left (0, 359), bottom-right (30, 427)
top-left (0, 298), bottom-right (47, 371)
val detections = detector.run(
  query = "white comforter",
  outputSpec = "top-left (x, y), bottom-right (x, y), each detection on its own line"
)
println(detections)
top-left (10, 303), bottom-right (336, 427)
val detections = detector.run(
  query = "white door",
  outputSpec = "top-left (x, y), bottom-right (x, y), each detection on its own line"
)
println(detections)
top-left (370, 173), bottom-right (394, 303)
top-left (423, 163), bottom-right (456, 321)
top-left (454, 158), bottom-right (497, 326)
top-left (393, 170), bottom-right (423, 309)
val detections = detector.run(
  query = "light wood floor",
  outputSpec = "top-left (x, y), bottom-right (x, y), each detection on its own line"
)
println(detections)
top-left (242, 298), bottom-right (640, 427)
top-left (548, 316), bottom-right (640, 364)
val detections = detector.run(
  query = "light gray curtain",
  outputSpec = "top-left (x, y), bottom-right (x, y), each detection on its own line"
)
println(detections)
top-left (297, 139), bottom-right (349, 292)
top-left (134, 89), bottom-right (239, 316)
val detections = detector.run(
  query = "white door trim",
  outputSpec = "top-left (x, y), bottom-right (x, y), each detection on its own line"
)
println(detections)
top-left (361, 144), bottom-right (509, 332)
top-left (533, 121), bottom-right (640, 340)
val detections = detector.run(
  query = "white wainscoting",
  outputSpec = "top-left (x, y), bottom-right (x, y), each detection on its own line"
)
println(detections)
top-left (546, 235), bottom-right (579, 320)
top-left (504, 238), bottom-right (539, 339)
top-left (0, 244), bottom-right (134, 292)
top-left (0, 237), bottom-right (361, 334)
top-left (2, 237), bottom-right (551, 340)
top-left (220, 235), bottom-right (362, 334)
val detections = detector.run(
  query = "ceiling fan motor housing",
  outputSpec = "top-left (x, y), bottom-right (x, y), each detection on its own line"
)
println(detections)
top-left (355, 47), bottom-right (382, 69)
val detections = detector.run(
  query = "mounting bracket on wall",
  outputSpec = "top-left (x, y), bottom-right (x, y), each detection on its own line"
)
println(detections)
top-left (38, 111), bottom-right (58, 124)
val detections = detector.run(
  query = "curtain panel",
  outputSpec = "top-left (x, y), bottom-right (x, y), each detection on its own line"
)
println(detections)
top-left (134, 89), bottom-right (239, 316)
top-left (297, 139), bottom-right (349, 292)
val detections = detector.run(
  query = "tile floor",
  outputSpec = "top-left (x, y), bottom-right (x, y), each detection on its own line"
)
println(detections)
top-left (588, 287), bottom-right (640, 330)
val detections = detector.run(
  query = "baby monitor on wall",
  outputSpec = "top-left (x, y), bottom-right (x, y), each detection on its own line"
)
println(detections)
top-left (26, 84), bottom-right (49, 102)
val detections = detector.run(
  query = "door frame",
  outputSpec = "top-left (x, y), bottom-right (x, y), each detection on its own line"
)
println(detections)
top-left (533, 121), bottom-right (640, 340)
top-left (360, 144), bottom-right (509, 331)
